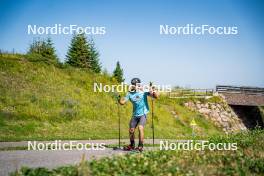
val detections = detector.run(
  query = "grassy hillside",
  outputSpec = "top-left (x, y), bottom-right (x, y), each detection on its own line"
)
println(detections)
top-left (0, 54), bottom-right (222, 141)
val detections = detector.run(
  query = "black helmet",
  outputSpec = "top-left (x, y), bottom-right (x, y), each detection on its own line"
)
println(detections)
top-left (131, 78), bottom-right (141, 85)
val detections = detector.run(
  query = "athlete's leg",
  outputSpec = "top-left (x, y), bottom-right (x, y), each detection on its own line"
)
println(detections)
top-left (128, 117), bottom-right (139, 147)
top-left (138, 125), bottom-right (144, 145)
top-left (138, 115), bottom-right (147, 147)
top-left (129, 127), bottom-right (135, 146)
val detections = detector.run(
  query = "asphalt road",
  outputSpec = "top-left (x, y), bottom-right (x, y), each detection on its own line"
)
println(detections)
top-left (0, 148), bottom-right (128, 176)
top-left (0, 139), bottom-right (197, 176)
top-left (0, 139), bottom-right (164, 176)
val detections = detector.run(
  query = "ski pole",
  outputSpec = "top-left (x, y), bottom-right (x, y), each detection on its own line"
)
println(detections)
top-left (150, 82), bottom-right (155, 147)
top-left (117, 100), bottom-right (121, 148)
top-left (116, 93), bottom-right (121, 149)
top-left (111, 91), bottom-right (121, 150)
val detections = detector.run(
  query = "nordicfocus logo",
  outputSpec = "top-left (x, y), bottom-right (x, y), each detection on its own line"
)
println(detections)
top-left (93, 82), bottom-right (172, 93)
top-left (27, 140), bottom-right (106, 150)
top-left (160, 24), bottom-right (238, 35)
top-left (160, 140), bottom-right (238, 151)
top-left (27, 24), bottom-right (106, 35)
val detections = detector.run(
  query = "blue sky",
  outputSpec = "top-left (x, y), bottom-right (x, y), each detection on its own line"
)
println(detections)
top-left (0, 0), bottom-right (263, 88)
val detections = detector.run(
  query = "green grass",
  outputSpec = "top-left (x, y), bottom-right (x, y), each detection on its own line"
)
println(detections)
top-left (0, 54), bottom-right (222, 141)
top-left (0, 146), bottom-right (28, 151)
top-left (11, 129), bottom-right (264, 176)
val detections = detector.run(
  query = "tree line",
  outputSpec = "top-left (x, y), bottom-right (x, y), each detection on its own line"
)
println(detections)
top-left (27, 33), bottom-right (124, 83)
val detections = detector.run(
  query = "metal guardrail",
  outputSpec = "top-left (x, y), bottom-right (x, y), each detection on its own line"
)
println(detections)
top-left (216, 85), bottom-right (264, 95)
top-left (168, 89), bottom-right (214, 98)
top-left (168, 85), bottom-right (264, 99)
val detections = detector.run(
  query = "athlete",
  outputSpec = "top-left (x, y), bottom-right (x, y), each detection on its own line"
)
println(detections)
top-left (119, 78), bottom-right (158, 151)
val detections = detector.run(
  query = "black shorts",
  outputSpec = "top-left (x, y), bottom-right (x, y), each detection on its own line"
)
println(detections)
top-left (129, 115), bottom-right (147, 128)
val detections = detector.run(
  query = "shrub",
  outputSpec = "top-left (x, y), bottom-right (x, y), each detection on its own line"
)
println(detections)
top-left (27, 38), bottom-right (59, 64)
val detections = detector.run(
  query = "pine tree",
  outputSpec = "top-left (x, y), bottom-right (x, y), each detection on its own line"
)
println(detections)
top-left (28, 38), bottom-right (43, 54)
top-left (89, 39), bottom-right (101, 73)
top-left (28, 37), bottom-right (58, 63)
top-left (113, 61), bottom-right (124, 83)
top-left (66, 33), bottom-right (91, 68)
top-left (42, 37), bottom-right (58, 62)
